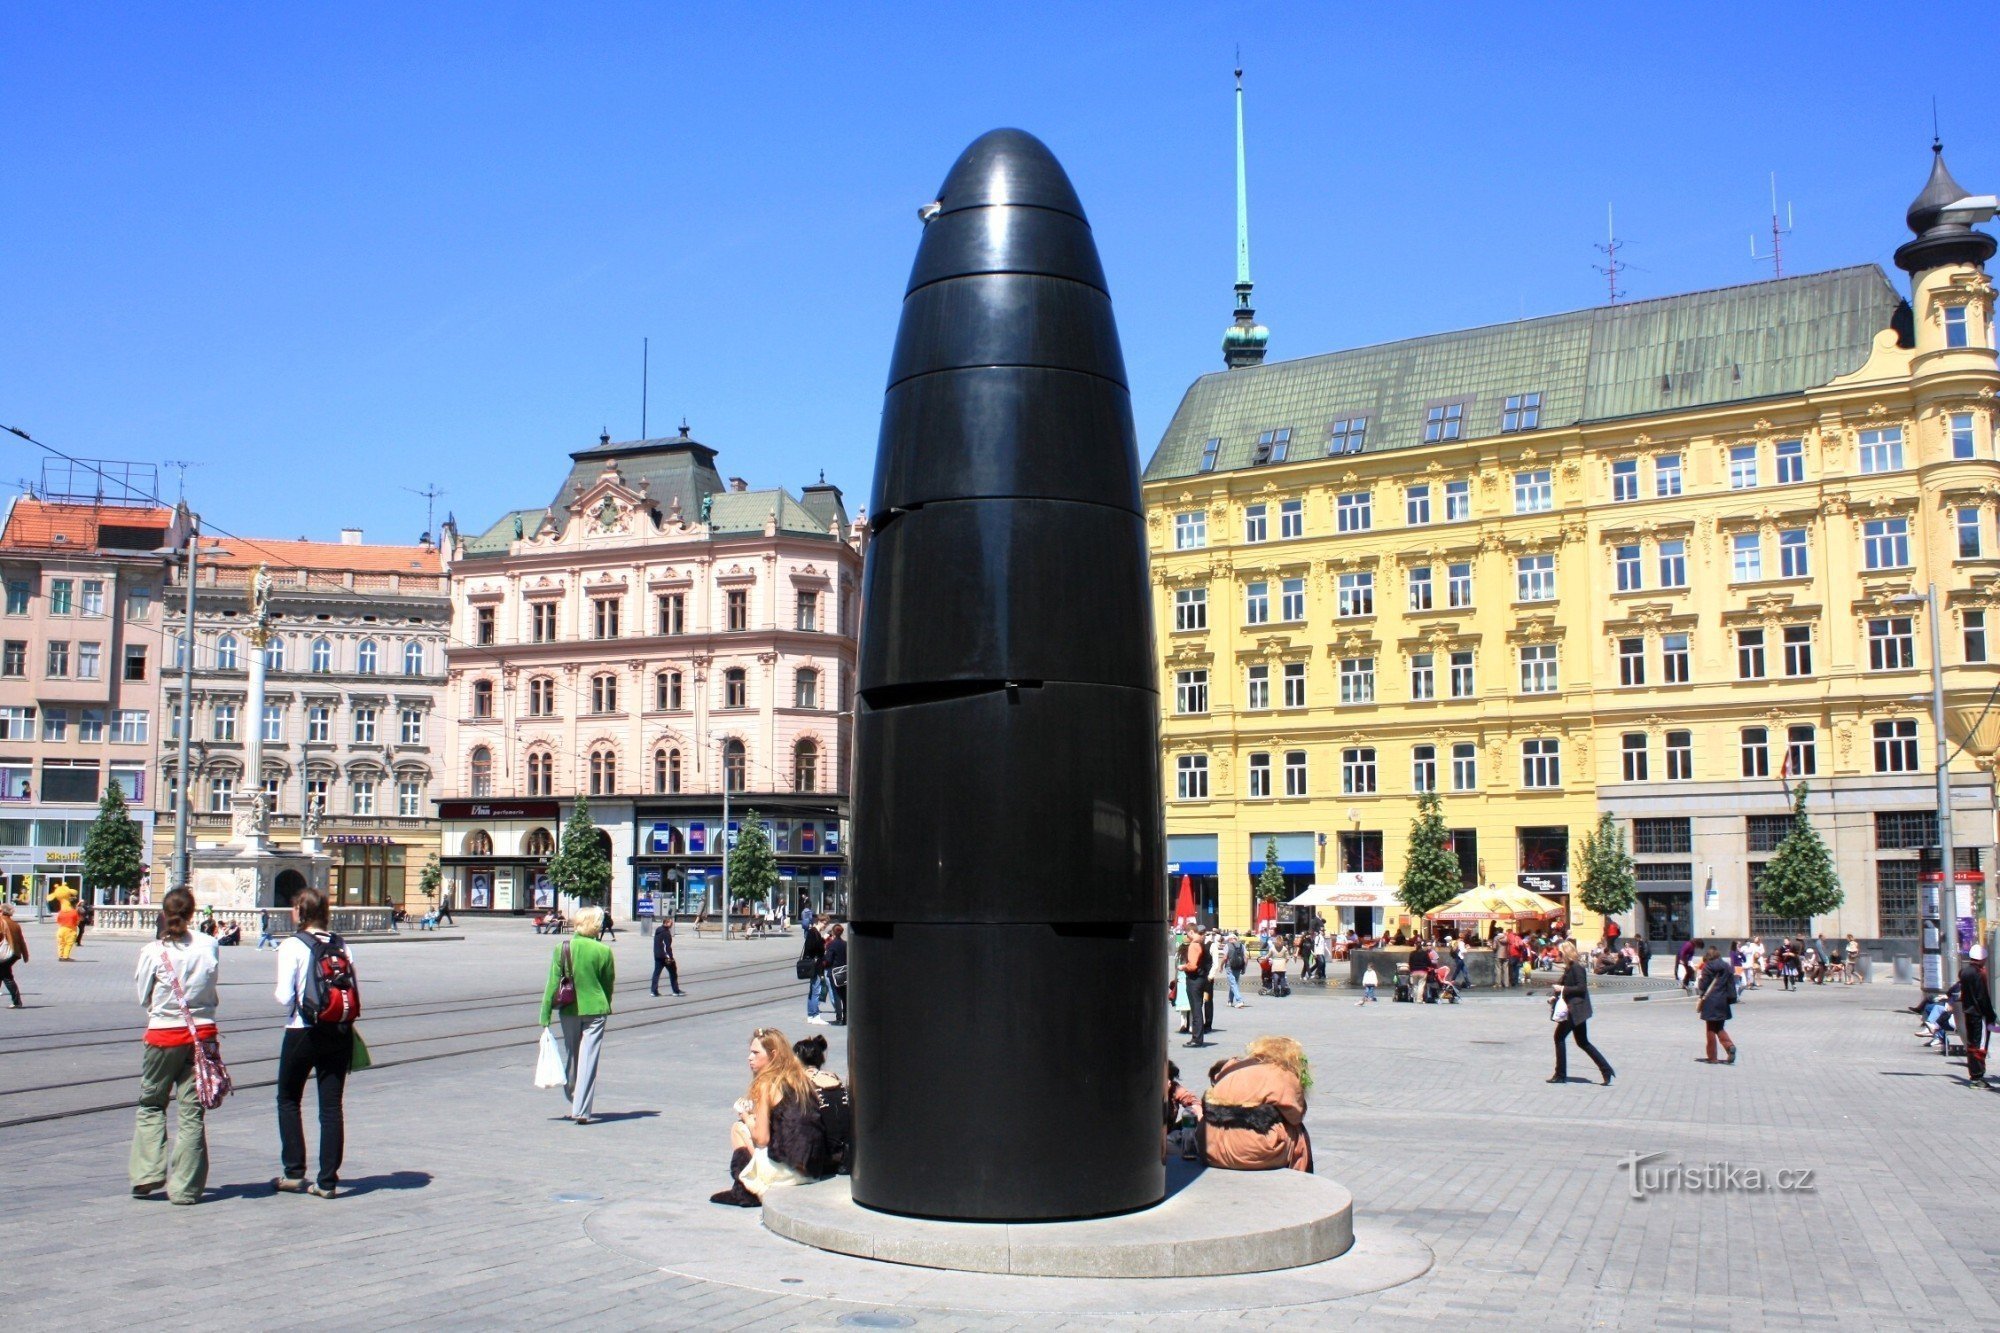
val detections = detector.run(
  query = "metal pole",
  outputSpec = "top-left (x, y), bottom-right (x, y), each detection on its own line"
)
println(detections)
top-left (718, 735), bottom-right (730, 938)
top-left (1928, 581), bottom-right (1961, 996)
top-left (171, 529), bottom-right (199, 891)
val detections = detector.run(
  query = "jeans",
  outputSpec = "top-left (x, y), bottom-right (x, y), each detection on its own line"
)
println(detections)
top-left (559, 1012), bottom-right (606, 1119)
top-left (1182, 975), bottom-right (1208, 1044)
top-left (131, 1043), bottom-right (208, 1202)
top-left (806, 971), bottom-right (822, 1017)
top-left (1226, 969), bottom-right (1242, 1005)
top-left (831, 983), bottom-right (847, 1025)
top-left (1363, 984), bottom-right (1376, 1002)
top-left (277, 1025), bottom-right (352, 1189)
top-left (1552, 1018), bottom-right (1613, 1081)
top-left (651, 957), bottom-right (680, 995)
top-left (0, 959), bottom-right (18, 1006)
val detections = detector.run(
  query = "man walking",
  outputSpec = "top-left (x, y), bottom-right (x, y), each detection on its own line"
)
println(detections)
top-left (272, 888), bottom-right (356, 1199)
top-left (1959, 945), bottom-right (1997, 1089)
top-left (1678, 937), bottom-right (1703, 992)
top-left (651, 915), bottom-right (683, 997)
top-left (1180, 931), bottom-right (1210, 1048)
top-left (437, 890), bottom-right (455, 927)
top-left (1224, 931), bottom-right (1247, 1008)
top-left (0, 903), bottom-right (26, 1007)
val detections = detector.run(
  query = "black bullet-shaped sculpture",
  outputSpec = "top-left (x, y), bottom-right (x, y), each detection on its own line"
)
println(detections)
top-left (848, 129), bottom-right (1166, 1221)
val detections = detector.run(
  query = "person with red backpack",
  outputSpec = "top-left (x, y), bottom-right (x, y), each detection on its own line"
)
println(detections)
top-left (272, 887), bottom-right (358, 1198)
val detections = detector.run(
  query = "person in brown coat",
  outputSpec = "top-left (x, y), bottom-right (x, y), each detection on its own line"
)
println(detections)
top-left (0, 903), bottom-right (26, 1007)
top-left (1200, 1035), bottom-right (1313, 1172)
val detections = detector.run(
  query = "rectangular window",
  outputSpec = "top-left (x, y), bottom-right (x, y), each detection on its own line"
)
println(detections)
top-left (475, 606), bottom-right (495, 645)
top-left (1446, 562), bottom-right (1473, 608)
top-left (1284, 750), bottom-right (1307, 797)
top-left (1514, 469), bottom-right (1553, 515)
top-left (1878, 861), bottom-right (1921, 940)
top-left (1336, 492), bottom-right (1372, 533)
top-left (1944, 305), bottom-right (1969, 348)
top-left (1502, 392), bottom-right (1542, 432)
top-left (398, 779), bottom-right (422, 817)
top-left (79, 580), bottom-right (104, 616)
top-left (112, 709), bottom-right (148, 744)
top-left (1875, 811), bottom-right (1938, 850)
top-left (1449, 650), bottom-right (1475, 698)
top-left (351, 780), bottom-right (376, 816)
top-left (1632, 817), bottom-right (1692, 855)
top-left (658, 593), bottom-right (686, 636)
top-left (1615, 544), bottom-right (1641, 591)
top-left (1198, 437), bottom-right (1221, 472)
top-left (1741, 726), bottom-right (1770, 778)
top-left (1408, 565), bottom-right (1434, 612)
top-left (1736, 628), bottom-right (1766, 679)
top-left (1731, 531), bottom-right (1763, 582)
top-left (1621, 732), bottom-right (1649, 782)
top-left (1665, 730), bottom-right (1693, 780)
top-left (3, 582), bottom-right (26, 615)
top-left (1445, 480), bottom-right (1471, 522)
top-left (84, 709), bottom-right (109, 743)
top-left (1247, 753), bottom-right (1271, 799)
top-left (1966, 609), bottom-right (1988, 663)
top-left (1516, 554), bottom-right (1555, 602)
top-left (1174, 670), bottom-right (1208, 715)
top-left (1282, 661), bottom-right (1307, 708)
top-left (1959, 507), bottom-right (1984, 559)
top-left (1244, 504), bottom-right (1268, 544)
top-left (1326, 417), bottom-right (1367, 455)
top-left (1245, 665), bottom-right (1269, 710)
top-left (1337, 572), bottom-right (1373, 617)
top-left (1873, 719), bottom-right (1918, 773)
top-left (1254, 428), bottom-right (1292, 463)
top-left (262, 703), bottom-right (283, 743)
top-left (1767, 439), bottom-right (1802, 486)
top-left (1423, 402), bottom-right (1464, 443)
top-left (1783, 624), bottom-right (1813, 677)
top-left (49, 578), bottom-right (73, 615)
top-left (1787, 724), bottom-right (1818, 777)
top-left (655, 671), bottom-right (683, 711)
top-left (1280, 578), bottom-right (1306, 621)
top-left (1611, 458), bottom-right (1639, 502)
top-left (1950, 412), bottom-right (1977, 460)
top-left (1338, 657), bottom-right (1375, 704)
top-left (208, 776), bottom-right (233, 813)
top-left (1174, 511), bottom-right (1207, 550)
top-left (1779, 528), bottom-right (1810, 578)
top-left (353, 707), bottom-right (376, 744)
top-left (1245, 581), bottom-right (1269, 625)
top-left (1, 640), bottom-right (23, 677)
top-left (726, 589), bottom-right (748, 631)
top-left (43, 708), bottom-right (67, 742)
top-left (1868, 617), bottom-right (1915, 671)
top-left (1176, 754), bottom-right (1209, 800)
top-left (1662, 632), bottom-right (1690, 684)
top-left (1174, 587), bottom-right (1208, 631)
top-left (45, 641), bottom-right (68, 678)
top-left (1522, 738), bottom-right (1561, 788)
top-left (530, 601), bottom-right (557, 642)
top-left (123, 645), bottom-right (147, 681)
top-left (1279, 499), bottom-right (1304, 539)
top-left (1412, 744), bottom-right (1437, 792)
top-left (1729, 445), bottom-right (1758, 489)
top-left (1410, 653), bottom-right (1435, 700)
top-left (1406, 485), bottom-right (1432, 526)
top-left (1341, 747), bottom-right (1377, 794)
top-left (1618, 637), bottom-right (1645, 686)
top-left (1656, 454), bottom-right (1683, 497)
top-left (1519, 643), bottom-right (1559, 694)
top-left (1450, 742), bottom-right (1477, 791)
top-left (306, 706), bottom-right (330, 743)
top-left (213, 703), bottom-right (236, 742)
top-left (1859, 427), bottom-right (1905, 474)
top-left (1658, 539), bottom-right (1687, 587)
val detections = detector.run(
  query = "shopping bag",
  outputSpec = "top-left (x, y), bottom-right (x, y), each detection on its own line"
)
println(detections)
top-left (534, 1025), bottom-right (566, 1089)
top-left (349, 1027), bottom-right (373, 1073)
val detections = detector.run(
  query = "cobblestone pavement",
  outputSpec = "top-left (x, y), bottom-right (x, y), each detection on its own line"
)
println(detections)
top-left (1, 920), bottom-right (1995, 1330)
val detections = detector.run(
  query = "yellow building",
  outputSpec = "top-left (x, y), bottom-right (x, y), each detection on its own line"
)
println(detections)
top-left (1143, 145), bottom-right (2000, 953)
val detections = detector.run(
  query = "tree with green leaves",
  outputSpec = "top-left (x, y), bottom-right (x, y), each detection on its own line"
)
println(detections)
top-left (728, 810), bottom-right (779, 932)
top-left (1255, 836), bottom-right (1288, 911)
top-left (1575, 812), bottom-right (1637, 928)
top-left (1758, 783), bottom-right (1843, 925)
top-left (547, 798), bottom-right (611, 907)
top-left (1398, 787), bottom-right (1461, 920)
top-left (417, 852), bottom-right (442, 904)
top-left (81, 778), bottom-right (146, 902)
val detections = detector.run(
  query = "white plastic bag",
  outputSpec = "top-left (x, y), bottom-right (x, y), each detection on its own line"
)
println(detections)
top-left (534, 1025), bottom-right (566, 1089)
top-left (1550, 996), bottom-right (1570, 1024)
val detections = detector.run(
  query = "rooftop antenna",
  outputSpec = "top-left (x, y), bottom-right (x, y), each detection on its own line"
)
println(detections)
top-left (1750, 173), bottom-right (1794, 279)
top-left (402, 482), bottom-right (446, 544)
top-left (1593, 203), bottom-right (1627, 305)
top-left (641, 336), bottom-right (650, 440)
top-left (162, 459), bottom-right (201, 504)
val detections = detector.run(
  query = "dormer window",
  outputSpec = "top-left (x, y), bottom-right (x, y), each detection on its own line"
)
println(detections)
top-left (1326, 417), bottom-right (1367, 455)
top-left (1198, 437), bottom-right (1222, 472)
top-left (1423, 401), bottom-right (1465, 443)
top-left (1252, 428), bottom-right (1292, 464)
top-left (1501, 392), bottom-right (1542, 432)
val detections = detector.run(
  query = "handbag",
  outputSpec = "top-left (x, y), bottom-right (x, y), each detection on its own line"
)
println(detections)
top-left (830, 965), bottom-right (849, 988)
top-left (158, 946), bottom-right (232, 1110)
top-left (554, 941), bottom-right (576, 1008)
top-left (795, 953), bottom-right (817, 981)
top-left (534, 1025), bottom-right (566, 1089)
top-left (348, 1028), bottom-right (373, 1073)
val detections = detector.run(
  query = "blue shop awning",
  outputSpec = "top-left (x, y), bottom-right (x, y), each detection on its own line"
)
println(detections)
top-left (1166, 861), bottom-right (1219, 876)
top-left (1246, 860), bottom-right (1316, 877)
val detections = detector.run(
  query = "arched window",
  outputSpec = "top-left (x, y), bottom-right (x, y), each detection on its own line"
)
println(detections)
top-left (794, 738), bottom-right (819, 793)
top-left (265, 637), bottom-right (286, 672)
top-left (311, 638), bottom-right (332, 673)
top-left (471, 679), bottom-right (494, 718)
top-left (469, 745), bottom-right (493, 797)
top-left (589, 749), bottom-right (617, 796)
top-left (654, 746), bottom-right (682, 794)
top-left (464, 829), bottom-right (494, 856)
top-left (216, 634), bottom-right (238, 671)
top-left (528, 677), bottom-right (555, 716)
top-left (655, 670), bottom-right (683, 711)
top-left (794, 668), bottom-right (819, 710)
top-left (527, 750), bottom-right (553, 797)
top-left (724, 667), bottom-right (747, 709)
top-left (358, 640), bottom-right (379, 675)
top-left (402, 640), bottom-right (424, 676)
top-left (523, 827), bottom-right (555, 858)
top-left (724, 738), bottom-right (746, 793)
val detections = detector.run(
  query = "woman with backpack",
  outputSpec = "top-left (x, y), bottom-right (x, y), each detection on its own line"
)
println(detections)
top-left (792, 1034), bottom-right (852, 1174)
top-left (539, 906), bottom-right (615, 1125)
top-left (1695, 944), bottom-right (1739, 1064)
top-left (274, 887), bottom-right (358, 1196)
top-left (132, 886), bottom-right (221, 1204)
top-left (711, 1027), bottom-right (831, 1206)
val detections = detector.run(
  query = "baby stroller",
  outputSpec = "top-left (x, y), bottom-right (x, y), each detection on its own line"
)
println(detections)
top-left (1393, 966), bottom-right (1415, 1003)
top-left (1259, 956), bottom-right (1274, 996)
top-left (1436, 975), bottom-right (1462, 1004)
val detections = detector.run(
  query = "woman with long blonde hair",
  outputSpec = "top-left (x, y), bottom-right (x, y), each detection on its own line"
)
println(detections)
top-left (1200, 1034), bottom-right (1313, 1172)
top-left (711, 1026), bottom-right (830, 1206)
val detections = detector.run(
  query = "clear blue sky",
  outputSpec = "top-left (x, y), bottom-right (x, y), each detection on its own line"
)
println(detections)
top-left (3, 2), bottom-right (1988, 543)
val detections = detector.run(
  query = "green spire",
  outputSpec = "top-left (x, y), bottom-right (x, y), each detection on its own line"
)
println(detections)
top-left (1224, 62), bottom-right (1269, 370)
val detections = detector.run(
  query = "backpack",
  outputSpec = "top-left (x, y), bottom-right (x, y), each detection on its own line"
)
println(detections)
top-left (295, 930), bottom-right (361, 1026)
top-left (1228, 939), bottom-right (1247, 973)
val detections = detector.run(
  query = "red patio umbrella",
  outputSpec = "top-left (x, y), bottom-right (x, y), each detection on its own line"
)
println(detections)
top-left (1173, 874), bottom-right (1197, 925)
top-left (1255, 897), bottom-right (1278, 926)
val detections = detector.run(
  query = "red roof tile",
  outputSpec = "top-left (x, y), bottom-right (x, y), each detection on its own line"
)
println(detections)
top-left (0, 498), bottom-right (175, 552)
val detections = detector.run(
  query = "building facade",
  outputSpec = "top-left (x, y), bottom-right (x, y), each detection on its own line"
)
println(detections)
top-left (0, 496), bottom-right (182, 911)
top-left (150, 531), bottom-right (449, 910)
top-left (1143, 147), bottom-right (2000, 948)
top-left (439, 427), bottom-right (861, 918)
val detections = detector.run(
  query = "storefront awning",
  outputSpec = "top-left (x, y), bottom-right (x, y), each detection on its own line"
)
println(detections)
top-left (1245, 860), bottom-right (1316, 877)
top-left (1291, 883), bottom-right (1399, 909)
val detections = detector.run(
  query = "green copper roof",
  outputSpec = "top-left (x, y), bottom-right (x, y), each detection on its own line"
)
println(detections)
top-left (1145, 265), bottom-right (1905, 482)
top-left (462, 508), bottom-right (545, 556)
top-left (705, 488), bottom-right (839, 538)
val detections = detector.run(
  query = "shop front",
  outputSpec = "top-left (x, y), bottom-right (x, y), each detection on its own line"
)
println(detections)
top-left (631, 803), bottom-right (848, 921)
top-left (1, 810), bottom-right (157, 914)
top-left (326, 835), bottom-right (408, 909)
top-left (438, 799), bottom-right (559, 914)
top-left (1165, 834), bottom-right (1219, 928)
top-left (1517, 825), bottom-right (1571, 927)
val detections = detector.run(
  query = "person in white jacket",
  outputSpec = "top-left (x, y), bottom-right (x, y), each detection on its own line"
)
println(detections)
top-left (130, 887), bottom-right (221, 1205)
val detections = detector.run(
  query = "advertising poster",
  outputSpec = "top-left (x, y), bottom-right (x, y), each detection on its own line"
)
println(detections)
top-left (532, 874), bottom-right (553, 909)
top-left (469, 873), bottom-right (492, 909)
top-left (690, 822), bottom-right (706, 854)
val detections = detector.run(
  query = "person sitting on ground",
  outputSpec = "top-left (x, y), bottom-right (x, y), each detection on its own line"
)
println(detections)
top-left (711, 1027), bottom-right (831, 1206)
top-left (215, 920), bottom-right (242, 948)
top-left (792, 1034), bottom-right (852, 1175)
top-left (1164, 1060), bottom-right (1202, 1162)
top-left (1200, 1035), bottom-right (1313, 1173)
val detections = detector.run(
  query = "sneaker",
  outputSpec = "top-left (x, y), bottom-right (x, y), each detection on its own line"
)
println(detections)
top-left (132, 1181), bottom-right (165, 1198)
top-left (805, 1015), bottom-right (830, 1025)
top-left (272, 1177), bottom-right (309, 1194)
top-left (307, 1184), bottom-right (338, 1199)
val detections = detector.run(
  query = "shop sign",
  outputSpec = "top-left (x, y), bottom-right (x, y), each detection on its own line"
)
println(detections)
top-left (689, 822), bottom-right (707, 853)
top-left (326, 835), bottom-right (395, 846)
top-left (45, 850), bottom-right (82, 863)
top-left (1518, 872), bottom-right (1568, 896)
top-left (1918, 869), bottom-right (1984, 885)
top-left (439, 800), bottom-right (560, 820)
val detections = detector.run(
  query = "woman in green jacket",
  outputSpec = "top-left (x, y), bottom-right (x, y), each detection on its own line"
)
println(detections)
top-left (541, 907), bottom-right (615, 1124)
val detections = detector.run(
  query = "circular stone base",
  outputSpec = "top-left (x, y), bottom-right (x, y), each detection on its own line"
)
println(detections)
top-left (762, 1165), bottom-right (1350, 1278)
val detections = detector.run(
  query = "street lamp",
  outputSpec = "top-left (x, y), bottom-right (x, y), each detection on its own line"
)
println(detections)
top-left (1892, 586), bottom-right (1960, 997)
top-left (154, 530), bottom-right (231, 894)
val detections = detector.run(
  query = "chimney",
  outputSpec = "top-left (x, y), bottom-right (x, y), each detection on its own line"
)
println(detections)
top-left (729, 477), bottom-right (749, 492)
top-left (339, 528), bottom-right (364, 545)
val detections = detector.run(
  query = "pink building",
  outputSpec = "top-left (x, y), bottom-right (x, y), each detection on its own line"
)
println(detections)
top-left (438, 427), bottom-right (863, 918)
